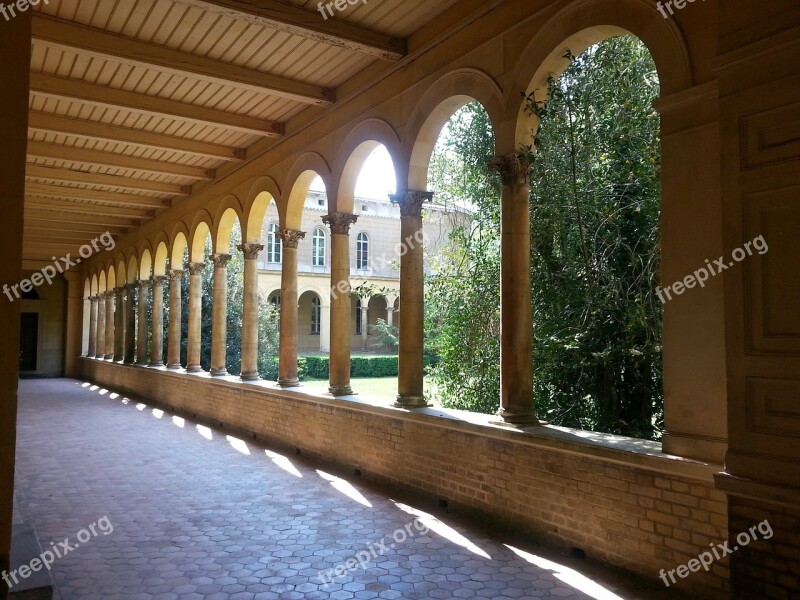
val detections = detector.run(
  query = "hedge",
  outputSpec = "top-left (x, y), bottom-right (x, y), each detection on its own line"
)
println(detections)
top-left (298, 352), bottom-right (439, 381)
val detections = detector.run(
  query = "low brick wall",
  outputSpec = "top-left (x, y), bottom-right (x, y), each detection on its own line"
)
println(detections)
top-left (80, 358), bottom-right (730, 597)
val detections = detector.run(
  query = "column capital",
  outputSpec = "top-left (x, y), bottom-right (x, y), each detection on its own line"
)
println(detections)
top-left (237, 242), bottom-right (265, 259)
top-left (277, 230), bottom-right (306, 249)
top-left (168, 269), bottom-right (184, 282)
top-left (322, 213), bottom-right (358, 235)
top-left (185, 262), bottom-right (205, 276)
top-left (488, 153), bottom-right (532, 186)
top-left (151, 275), bottom-right (168, 287)
top-left (114, 286), bottom-right (126, 297)
top-left (210, 253), bottom-right (231, 268)
top-left (123, 283), bottom-right (138, 293)
top-left (390, 190), bottom-right (433, 217)
top-left (136, 279), bottom-right (152, 291)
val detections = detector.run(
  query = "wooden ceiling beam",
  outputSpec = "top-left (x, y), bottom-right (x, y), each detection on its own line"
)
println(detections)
top-left (30, 72), bottom-right (284, 138)
top-left (25, 222), bottom-right (128, 236)
top-left (25, 208), bottom-right (140, 227)
top-left (26, 184), bottom-right (171, 209)
top-left (27, 141), bottom-right (215, 181)
top-left (173, 0), bottom-right (405, 61)
top-left (32, 13), bottom-right (333, 106)
top-left (26, 164), bottom-right (189, 196)
top-left (26, 201), bottom-right (154, 220)
top-left (28, 111), bottom-right (244, 162)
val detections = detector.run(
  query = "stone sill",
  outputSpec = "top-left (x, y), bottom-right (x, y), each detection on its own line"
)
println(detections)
top-left (80, 357), bottom-right (722, 483)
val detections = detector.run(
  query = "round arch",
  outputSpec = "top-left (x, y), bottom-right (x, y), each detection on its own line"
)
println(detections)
top-left (139, 248), bottom-right (153, 280)
top-left (150, 232), bottom-right (170, 276)
top-left (406, 68), bottom-right (505, 189)
top-left (98, 270), bottom-right (107, 294)
top-left (90, 273), bottom-right (99, 296)
top-left (189, 211), bottom-right (214, 263)
top-left (336, 119), bottom-right (402, 214)
top-left (126, 253), bottom-right (139, 284)
top-left (244, 175), bottom-right (281, 243)
top-left (116, 259), bottom-right (127, 288)
top-left (213, 196), bottom-right (244, 253)
top-left (168, 222), bottom-right (191, 269)
top-left (508, 0), bottom-right (691, 148)
top-left (106, 265), bottom-right (117, 290)
top-left (283, 153), bottom-right (332, 230)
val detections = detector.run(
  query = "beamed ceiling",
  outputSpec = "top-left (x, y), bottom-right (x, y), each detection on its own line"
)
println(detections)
top-left (23, 0), bottom-right (464, 263)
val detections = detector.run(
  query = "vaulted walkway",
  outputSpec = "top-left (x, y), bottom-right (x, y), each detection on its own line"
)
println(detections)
top-left (15, 379), bottom-right (679, 600)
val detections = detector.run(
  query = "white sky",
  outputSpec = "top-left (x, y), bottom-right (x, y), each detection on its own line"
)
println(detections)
top-left (309, 145), bottom-right (397, 200)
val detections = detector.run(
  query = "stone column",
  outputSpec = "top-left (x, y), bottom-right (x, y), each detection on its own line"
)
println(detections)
top-left (96, 292), bottom-right (106, 361)
top-left (124, 284), bottom-right (136, 364)
top-left (113, 287), bottom-right (125, 362)
top-left (386, 305), bottom-right (394, 328)
top-left (185, 262), bottom-right (204, 372)
top-left (320, 303), bottom-right (330, 352)
top-left (167, 269), bottom-right (184, 369)
top-left (390, 191), bottom-right (432, 408)
top-left (239, 243), bottom-right (265, 381)
top-left (489, 154), bottom-right (540, 425)
top-left (104, 291), bottom-right (115, 360)
top-left (360, 300), bottom-right (369, 351)
top-left (323, 213), bottom-right (358, 396)
top-left (149, 275), bottom-right (167, 367)
top-left (210, 254), bottom-right (231, 376)
top-left (136, 280), bottom-right (150, 365)
top-left (276, 230), bottom-right (305, 387)
top-left (88, 295), bottom-right (98, 358)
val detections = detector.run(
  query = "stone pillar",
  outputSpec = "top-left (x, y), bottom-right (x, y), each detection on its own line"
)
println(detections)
top-left (113, 287), bottom-right (125, 362)
top-left (166, 269), bottom-right (184, 369)
top-left (124, 284), bottom-right (136, 364)
top-left (276, 231), bottom-right (305, 387)
top-left (104, 291), bottom-right (115, 360)
top-left (360, 301), bottom-right (369, 351)
top-left (136, 280), bottom-right (150, 365)
top-left (186, 262), bottom-right (204, 373)
top-left (323, 213), bottom-right (358, 396)
top-left (96, 292), bottom-right (106, 360)
top-left (489, 154), bottom-right (540, 425)
top-left (239, 243), bottom-right (265, 381)
top-left (63, 272), bottom-right (85, 376)
top-left (386, 305), bottom-right (394, 328)
top-left (0, 13), bottom-right (30, 596)
top-left (88, 295), bottom-right (98, 358)
top-left (149, 276), bottom-right (167, 367)
top-left (390, 191), bottom-right (432, 408)
top-left (320, 304), bottom-right (330, 352)
top-left (210, 254), bottom-right (231, 376)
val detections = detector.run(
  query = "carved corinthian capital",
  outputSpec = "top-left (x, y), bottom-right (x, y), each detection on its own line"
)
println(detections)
top-left (237, 243), bottom-right (265, 259)
top-left (390, 190), bottom-right (434, 218)
top-left (276, 230), bottom-right (306, 249)
top-left (210, 253), bottom-right (231, 268)
top-left (322, 213), bottom-right (358, 235)
top-left (185, 262), bottom-right (205, 276)
top-left (488, 153), bottom-right (532, 186)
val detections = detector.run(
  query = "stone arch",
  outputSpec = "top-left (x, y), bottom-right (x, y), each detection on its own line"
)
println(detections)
top-left (213, 196), bottom-right (244, 253)
top-left (126, 253), bottom-right (139, 284)
top-left (335, 119), bottom-right (402, 214)
top-left (283, 153), bottom-right (332, 230)
top-left (406, 68), bottom-right (505, 189)
top-left (90, 273), bottom-right (98, 296)
top-left (98, 270), bottom-right (107, 293)
top-left (508, 0), bottom-right (692, 149)
top-left (189, 210), bottom-right (214, 263)
top-left (139, 247), bottom-right (153, 280)
top-left (116, 259), bottom-right (127, 289)
top-left (106, 264), bottom-right (117, 290)
top-left (168, 222), bottom-right (191, 269)
top-left (151, 232), bottom-right (170, 276)
top-left (244, 176), bottom-right (281, 243)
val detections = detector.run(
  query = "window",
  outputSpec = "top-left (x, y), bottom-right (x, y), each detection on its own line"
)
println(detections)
top-left (312, 227), bottom-right (326, 267)
top-left (270, 293), bottom-right (281, 308)
top-left (356, 232), bottom-right (369, 270)
top-left (267, 223), bottom-right (282, 264)
top-left (311, 297), bottom-right (321, 335)
top-left (355, 299), bottom-right (362, 335)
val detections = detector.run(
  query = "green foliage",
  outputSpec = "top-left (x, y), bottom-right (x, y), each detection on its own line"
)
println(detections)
top-left (299, 355), bottom-right (401, 380)
top-left (369, 318), bottom-right (399, 350)
top-left (425, 36), bottom-right (663, 439)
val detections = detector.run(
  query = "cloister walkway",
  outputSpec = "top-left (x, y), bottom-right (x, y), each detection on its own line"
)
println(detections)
top-left (15, 379), bottom-right (680, 600)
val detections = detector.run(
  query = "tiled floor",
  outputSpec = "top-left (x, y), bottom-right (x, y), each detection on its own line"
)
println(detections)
top-left (14, 379), bottom-right (678, 600)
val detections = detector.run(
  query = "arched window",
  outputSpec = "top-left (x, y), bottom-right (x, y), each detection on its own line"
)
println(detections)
top-left (267, 223), bottom-right (282, 264)
top-left (355, 299), bottom-right (363, 335)
top-left (311, 296), bottom-right (321, 335)
top-left (356, 232), bottom-right (369, 270)
top-left (269, 292), bottom-right (281, 308)
top-left (312, 227), bottom-right (326, 267)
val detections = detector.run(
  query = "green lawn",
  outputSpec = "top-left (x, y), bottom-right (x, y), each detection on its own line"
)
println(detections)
top-left (301, 376), bottom-right (440, 405)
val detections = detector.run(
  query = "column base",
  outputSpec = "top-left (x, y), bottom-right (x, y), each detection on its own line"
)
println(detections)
top-left (148, 361), bottom-right (164, 368)
top-left (278, 378), bottom-right (300, 388)
top-left (104, 354), bottom-right (114, 361)
top-left (186, 364), bottom-right (203, 373)
top-left (210, 367), bottom-right (228, 377)
top-left (394, 395), bottom-right (430, 409)
top-left (241, 372), bottom-right (261, 382)
top-left (166, 363), bottom-right (183, 370)
top-left (329, 384), bottom-right (354, 396)
top-left (494, 409), bottom-right (545, 427)
top-left (136, 360), bottom-right (149, 366)
top-left (124, 359), bottom-right (135, 365)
